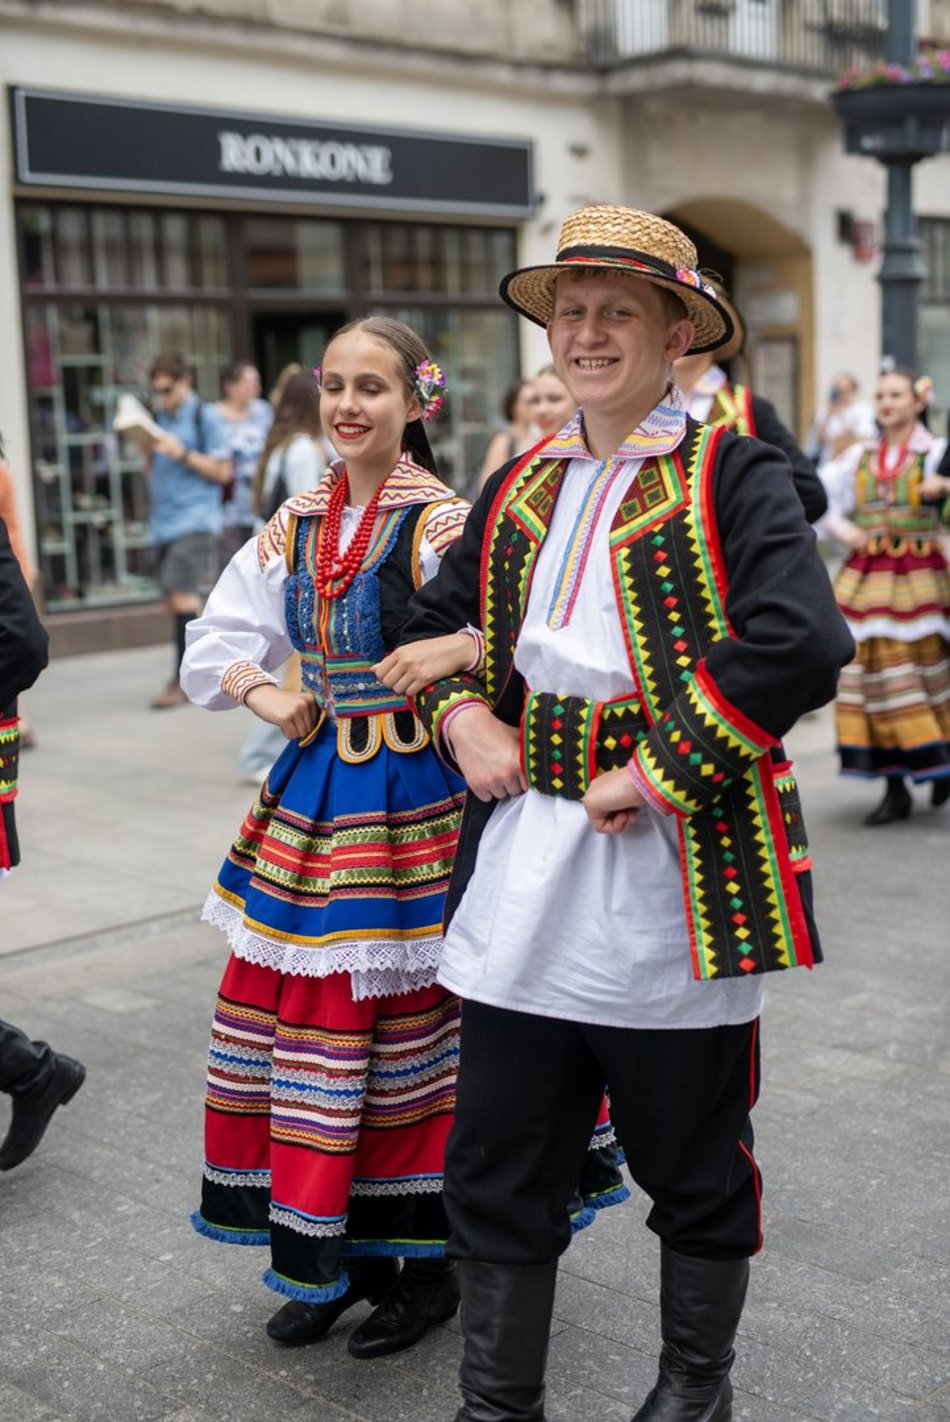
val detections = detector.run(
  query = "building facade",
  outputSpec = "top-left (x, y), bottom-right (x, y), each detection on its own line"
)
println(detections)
top-left (1, 0), bottom-right (949, 650)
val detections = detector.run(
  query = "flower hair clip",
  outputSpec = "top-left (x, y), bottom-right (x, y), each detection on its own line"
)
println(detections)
top-left (414, 360), bottom-right (447, 423)
top-left (915, 375), bottom-right (934, 408)
top-left (312, 366), bottom-right (322, 389)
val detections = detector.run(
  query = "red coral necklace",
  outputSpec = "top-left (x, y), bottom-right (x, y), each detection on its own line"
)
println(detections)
top-left (316, 472), bottom-right (384, 599)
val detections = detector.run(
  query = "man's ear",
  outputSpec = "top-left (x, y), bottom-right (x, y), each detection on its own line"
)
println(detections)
top-left (667, 319), bottom-right (695, 363)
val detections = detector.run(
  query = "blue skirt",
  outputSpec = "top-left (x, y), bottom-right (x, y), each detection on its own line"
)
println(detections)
top-left (203, 719), bottom-right (466, 996)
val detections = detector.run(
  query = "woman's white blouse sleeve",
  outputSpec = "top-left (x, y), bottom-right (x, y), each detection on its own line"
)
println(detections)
top-left (416, 498), bottom-right (470, 584)
top-left (181, 534), bottom-right (294, 709)
top-left (820, 443), bottom-right (864, 540)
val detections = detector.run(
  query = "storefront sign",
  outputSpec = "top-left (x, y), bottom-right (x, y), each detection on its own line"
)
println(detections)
top-left (11, 88), bottom-right (534, 217)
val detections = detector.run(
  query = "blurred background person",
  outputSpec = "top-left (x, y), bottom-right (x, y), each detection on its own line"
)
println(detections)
top-left (0, 513), bottom-right (85, 1171)
top-left (822, 368), bottom-right (950, 825)
top-left (532, 363), bottom-right (576, 440)
top-left (240, 370), bottom-right (331, 782)
top-left (268, 361), bottom-right (303, 410)
top-left (0, 438), bottom-right (37, 747)
top-left (477, 378), bottom-right (538, 490)
top-left (253, 370), bottom-right (332, 523)
top-left (148, 353), bottom-right (232, 709)
top-left (216, 361), bottom-right (273, 567)
top-left (807, 372), bottom-right (876, 466)
top-left (674, 283), bottom-right (827, 524)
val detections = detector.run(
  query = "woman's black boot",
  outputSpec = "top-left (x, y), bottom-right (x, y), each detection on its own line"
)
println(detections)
top-left (266, 1256), bottom-right (399, 1345)
top-left (347, 1256), bottom-right (459, 1359)
top-left (864, 776), bottom-right (912, 826)
top-left (631, 1246), bottom-right (749, 1421)
top-left (453, 1259), bottom-right (557, 1421)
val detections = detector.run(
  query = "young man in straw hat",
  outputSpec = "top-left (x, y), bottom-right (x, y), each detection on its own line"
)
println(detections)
top-left (386, 205), bottom-right (853, 1421)
top-left (673, 280), bottom-right (827, 525)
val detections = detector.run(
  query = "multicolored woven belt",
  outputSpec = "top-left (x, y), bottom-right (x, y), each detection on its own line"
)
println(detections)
top-left (520, 690), bottom-right (647, 801)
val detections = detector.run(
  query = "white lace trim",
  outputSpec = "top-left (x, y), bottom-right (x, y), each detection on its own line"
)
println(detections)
top-left (202, 893), bottom-right (443, 998)
top-left (848, 613), bottom-right (950, 644)
top-left (204, 1165), bottom-right (271, 1188)
top-left (590, 1126), bottom-right (617, 1150)
top-left (349, 1176), bottom-right (442, 1197)
top-left (351, 965), bottom-right (440, 1000)
top-left (269, 1204), bottom-right (345, 1238)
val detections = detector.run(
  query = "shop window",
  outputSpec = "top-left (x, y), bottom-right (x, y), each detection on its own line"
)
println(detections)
top-left (54, 208), bottom-right (92, 287)
top-left (361, 223), bottom-right (515, 298)
top-left (92, 210), bottom-right (130, 290)
top-left (24, 298), bottom-right (233, 609)
top-left (196, 215), bottom-right (229, 290)
top-left (129, 211), bottom-right (161, 290)
top-left (161, 213), bottom-right (191, 288)
top-left (20, 207), bottom-right (56, 289)
top-left (243, 217), bottom-right (345, 291)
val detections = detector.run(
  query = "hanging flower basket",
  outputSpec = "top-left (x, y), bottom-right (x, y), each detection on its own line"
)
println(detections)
top-left (832, 51), bottom-right (950, 160)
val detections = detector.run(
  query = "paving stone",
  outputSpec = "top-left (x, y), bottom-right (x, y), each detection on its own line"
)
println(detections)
top-left (0, 1377), bottom-right (64, 1422)
top-left (0, 1325), bottom-right (175, 1422)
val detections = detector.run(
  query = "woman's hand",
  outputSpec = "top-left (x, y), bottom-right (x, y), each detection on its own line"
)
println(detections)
top-left (374, 633), bottom-right (476, 696)
top-left (841, 522), bottom-right (869, 552)
top-left (919, 472), bottom-right (950, 502)
top-left (244, 684), bottom-right (319, 739)
top-left (582, 767), bottom-right (644, 835)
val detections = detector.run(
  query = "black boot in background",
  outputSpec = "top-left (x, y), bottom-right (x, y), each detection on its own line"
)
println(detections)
top-left (631, 1246), bottom-right (749, 1421)
top-left (864, 775), bottom-right (912, 826)
top-left (453, 1259), bottom-right (558, 1421)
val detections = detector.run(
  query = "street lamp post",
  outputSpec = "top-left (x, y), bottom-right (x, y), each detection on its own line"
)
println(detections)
top-left (878, 0), bottom-right (926, 368)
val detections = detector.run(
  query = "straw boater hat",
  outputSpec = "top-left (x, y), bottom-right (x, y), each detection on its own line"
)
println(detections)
top-left (500, 205), bottom-right (734, 355)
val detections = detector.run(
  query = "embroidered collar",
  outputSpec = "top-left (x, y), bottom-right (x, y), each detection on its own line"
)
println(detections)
top-left (690, 365), bottom-right (728, 399)
top-left (283, 457), bottom-right (456, 516)
top-left (860, 421), bottom-right (933, 461)
top-left (540, 386), bottom-right (688, 463)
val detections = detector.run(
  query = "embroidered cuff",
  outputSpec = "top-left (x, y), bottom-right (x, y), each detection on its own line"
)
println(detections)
top-left (0, 716), bottom-right (19, 801)
top-left (412, 674), bottom-right (491, 755)
top-left (631, 661), bottom-right (777, 819)
top-left (221, 660), bottom-right (279, 705)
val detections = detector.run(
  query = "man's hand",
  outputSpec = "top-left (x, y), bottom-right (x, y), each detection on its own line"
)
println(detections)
top-left (582, 766), bottom-right (645, 835)
top-left (153, 432), bottom-right (186, 461)
top-left (244, 684), bottom-right (319, 740)
top-left (374, 633), bottom-right (475, 696)
top-left (447, 705), bottom-right (527, 803)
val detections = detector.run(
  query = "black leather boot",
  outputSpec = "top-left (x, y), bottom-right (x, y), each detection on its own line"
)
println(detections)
top-left (630, 1247), bottom-right (750, 1421)
top-left (931, 777), bottom-right (950, 808)
top-left (864, 776), bottom-right (912, 826)
top-left (0, 1051), bottom-right (86, 1171)
top-left (266, 1255), bottom-right (398, 1345)
top-left (347, 1255), bottom-right (459, 1358)
top-left (452, 1259), bottom-right (558, 1421)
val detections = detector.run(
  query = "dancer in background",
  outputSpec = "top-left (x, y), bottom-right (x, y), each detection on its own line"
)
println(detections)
top-left (532, 363), bottom-right (575, 441)
top-left (216, 361), bottom-right (273, 567)
top-left (477, 379), bottom-right (538, 491)
top-left (822, 368), bottom-right (950, 824)
top-left (674, 283), bottom-right (827, 524)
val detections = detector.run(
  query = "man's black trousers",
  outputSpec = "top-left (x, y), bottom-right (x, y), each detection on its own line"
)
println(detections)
top-left (444, 1001), bottom-right (762, 1265)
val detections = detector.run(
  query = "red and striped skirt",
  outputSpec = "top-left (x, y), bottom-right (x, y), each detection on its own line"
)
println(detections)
top-left (193, 955), bottom-right (460, 1302)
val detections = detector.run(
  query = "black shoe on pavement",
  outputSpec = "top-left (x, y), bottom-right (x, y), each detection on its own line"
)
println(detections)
top-left (267, 1256), bottom-right (399, 1345)
top-left (347, 1257), bottom-right (459, 1359)
top-left (864, 777), bottom-right (912, 826)
top-left (0, 1054), bottom-right (86, 1171)
top-left (932, 778), bottom-right (950, 808)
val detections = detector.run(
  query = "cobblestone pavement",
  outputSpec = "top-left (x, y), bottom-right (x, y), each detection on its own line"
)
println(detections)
top-left (2, 648), bottom-right (949, 1422)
